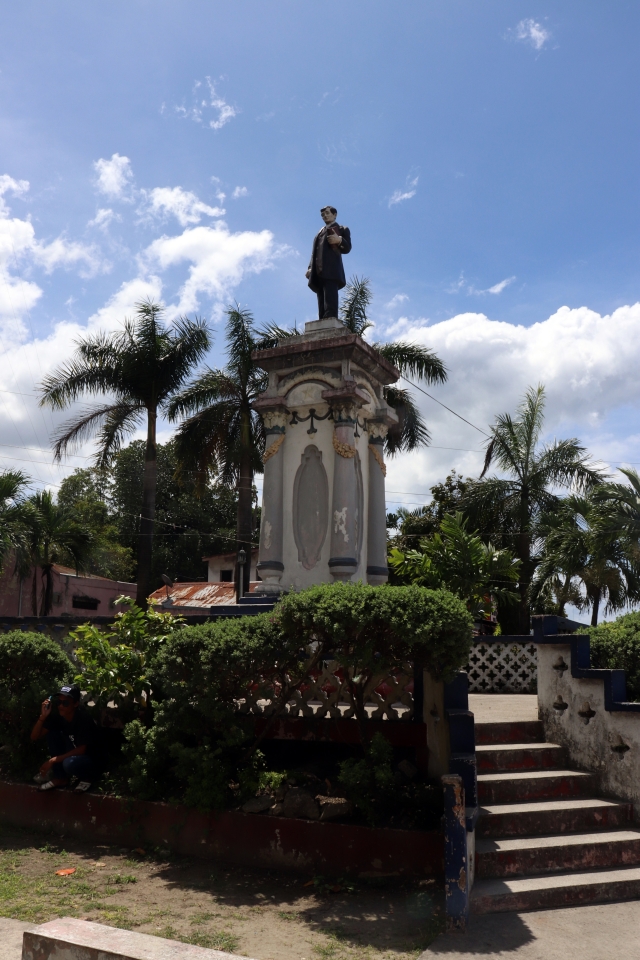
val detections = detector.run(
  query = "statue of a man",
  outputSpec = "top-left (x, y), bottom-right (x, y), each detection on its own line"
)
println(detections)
top-left (306, 206), bottom-right (352, 320)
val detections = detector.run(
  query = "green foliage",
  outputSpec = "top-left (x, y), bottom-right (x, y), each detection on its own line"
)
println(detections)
top-left (70, 597), bottom-right (184, 717)
top-left (338, 733), bottom-right (395, 825)
top-left (588, 612), bottom-right (640, 701)
top-left (273, 582), bottom-right (473, 686)
top-left (0, 631), bottom-right (72, 772)
top-left (109, 440), bottom-right (239, 585)
top-left (389, 512), bottom-right (520, 618)
top-left (387, 471), bottom-right (469, 552)
top-left (56, 468), bottom-right (134, 582)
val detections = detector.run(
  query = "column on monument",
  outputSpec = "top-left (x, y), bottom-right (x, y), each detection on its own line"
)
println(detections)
top-left (255, 403), bottom-right (287, 595)
top-left (366, 421), bottom-right (389, 586)
top-left (327, 398), bottom-right (360, 582)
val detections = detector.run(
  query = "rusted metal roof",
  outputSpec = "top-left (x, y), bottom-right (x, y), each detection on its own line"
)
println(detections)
top-left (148, 581), bottom-right (258, 607)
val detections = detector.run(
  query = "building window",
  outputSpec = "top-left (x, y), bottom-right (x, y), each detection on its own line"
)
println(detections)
top-left (72, 595), bottom-right (100, 610)
top-left (220, 569), bottom-right (233, 582)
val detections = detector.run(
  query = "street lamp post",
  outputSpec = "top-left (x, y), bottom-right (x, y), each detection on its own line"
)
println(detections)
top-left (236, 547), bottom-right (247, 604)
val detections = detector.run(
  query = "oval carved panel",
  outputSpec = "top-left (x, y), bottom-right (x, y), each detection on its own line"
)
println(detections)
top-left (293, 445), bottom-right (329, 570)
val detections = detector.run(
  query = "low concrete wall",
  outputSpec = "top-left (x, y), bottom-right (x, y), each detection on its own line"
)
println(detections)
top-left (538, 642), bottom-right (640, 814)
top-left (0, 781), bottom-right (443, 879)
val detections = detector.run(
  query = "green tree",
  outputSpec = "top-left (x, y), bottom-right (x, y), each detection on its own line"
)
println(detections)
top-left (168, 306), bottom-right (266, 596)
top-left (463, 385), bottom-right (604, 633)
top-left (387, 470), bottom-right (469, 552)
top-left (0, 470), bottom-right (34, 577)
top-left (56, 468), bottom-right (134, 582)
top-left (109, 440), bottom-right (239, 584)
top-left (39, 300), bottom-right (210, 607)
top-left (25, 490), bottom-right (94, 615)
top-left (533, 492), bottom-right (640, 625)
top-left (389, 512), bottom-right (520, 620)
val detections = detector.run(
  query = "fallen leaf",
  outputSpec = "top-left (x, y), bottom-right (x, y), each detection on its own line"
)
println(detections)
top-left (133, 848), bottom-right (146, 855)
top-left (55, 868), bottom-right (76, 876)
top-left (330, 885), bottom-right (342, 893)
top-left (303, 880), bottom-right (314, 888)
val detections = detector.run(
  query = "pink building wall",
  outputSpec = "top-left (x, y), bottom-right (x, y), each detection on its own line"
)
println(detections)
top-left (0, 564), bottom-right (136, 618)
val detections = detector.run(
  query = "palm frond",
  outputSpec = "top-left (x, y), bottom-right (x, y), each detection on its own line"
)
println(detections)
top-left (340, 276), bottom-right (373, 335)
top-left (376, 341), bottom-right (447, 384)
top-left (384, 386), bottom-right (431, 455)
top-left (51, 401), bottom-right (144, 462)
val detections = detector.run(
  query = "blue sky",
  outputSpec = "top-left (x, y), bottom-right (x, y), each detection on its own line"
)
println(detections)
top-left (0, 1), bottom-right (639, 509)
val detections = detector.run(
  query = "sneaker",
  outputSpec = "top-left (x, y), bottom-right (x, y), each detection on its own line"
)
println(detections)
top-left (74, 781), bottom-right (92, 793)
top-left (33, 773), bottom-right (50, 785)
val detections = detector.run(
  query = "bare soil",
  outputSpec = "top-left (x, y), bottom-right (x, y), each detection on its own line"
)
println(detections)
top-left (0, 824), bottom-right (443, 960)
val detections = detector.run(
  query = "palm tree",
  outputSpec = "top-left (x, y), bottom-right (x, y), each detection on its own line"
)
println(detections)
top-left (532, 493), bottom-right (640, 625)
top-left (389, 512), bottom-right (520, 620)
top-left (0, 470), bottom-right (33, 573)
top-left (39, 300), bottom-right (211, 606)
top-left (26, 490), bottom-right (94, 615)
top-left (463, 385), bottom-right (604, 633)
top-left (168, 306), bottom-right (266, 596)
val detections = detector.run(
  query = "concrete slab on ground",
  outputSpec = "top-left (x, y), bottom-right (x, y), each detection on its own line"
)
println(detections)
top-left (469, 694), bottom-right (538, 723)
top-left (0, 919), bottom-right (34, 960)
top-left (418, 899), bottom-right (640, 959)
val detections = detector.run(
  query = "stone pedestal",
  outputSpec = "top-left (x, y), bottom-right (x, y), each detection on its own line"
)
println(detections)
top-left (252, 318), bottom-right (398, 593)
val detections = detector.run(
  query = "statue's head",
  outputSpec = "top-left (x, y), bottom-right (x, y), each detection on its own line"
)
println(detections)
top-left (320, 206), bottom-right (337, 224)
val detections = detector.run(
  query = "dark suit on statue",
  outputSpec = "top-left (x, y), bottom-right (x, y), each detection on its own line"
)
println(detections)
top-left (307, 223), bottom-right (352, 319)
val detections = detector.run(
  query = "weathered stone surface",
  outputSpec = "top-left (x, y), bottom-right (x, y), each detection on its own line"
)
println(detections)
top-left (22, 917), bottom-right (251, 960)
top-left (268, 801), bottom-right (284, 816)
top-left (241, 796), bottom-right (274, 814)
top-left (317, 796), bottom-right (352, 821)
top-left (281, 788), bottom-right (320, 820)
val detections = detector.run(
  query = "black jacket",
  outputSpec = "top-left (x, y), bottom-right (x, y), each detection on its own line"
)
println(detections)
top-left (307, 223), bottom-right (352, 292)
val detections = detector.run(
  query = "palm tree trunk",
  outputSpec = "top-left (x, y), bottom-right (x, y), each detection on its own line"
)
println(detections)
top-left (517, 527), bottom-right (531, 635)
top-left (236, 415), bottom-right (253, 598)
top-left (43, 564), bottom-right (54, 616)
top-left (590, 588), bottom-right (601, 626)
top-left (136, 407), bottom-right (157, 609)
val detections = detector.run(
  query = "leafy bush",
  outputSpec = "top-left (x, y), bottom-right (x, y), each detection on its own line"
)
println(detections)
top-left (589, 612), bottom-right (640, 701)
top-left (70, 597), bottom-right (184, 719)
top-left (120, 582), bottom-right (472, 812)
top-left (0, 631), bottom-right (72, 772)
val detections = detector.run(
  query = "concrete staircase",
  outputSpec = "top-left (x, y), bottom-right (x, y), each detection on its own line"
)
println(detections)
top-left (471, 718), bottom-right (640, 913)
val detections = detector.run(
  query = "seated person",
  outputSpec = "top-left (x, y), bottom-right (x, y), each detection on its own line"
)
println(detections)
top-left (31, 684), bottom-right (102, 792)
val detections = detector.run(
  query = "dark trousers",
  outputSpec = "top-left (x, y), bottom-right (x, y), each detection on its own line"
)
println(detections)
top-left (47, 731), bottom-right (97, 782)
top-left (316, 279), bottom-right (339, 319)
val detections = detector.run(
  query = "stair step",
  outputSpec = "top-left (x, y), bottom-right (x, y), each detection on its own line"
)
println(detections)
top-left (478, 769), bottom-right (595, 804)
top-left (476, 829), bottom-right (640, 878)
top-left (475, 720), bottom-right (544, 745)
top-left (476, 742), bottom-right (565, 772)
top-left (471, 865), bottom-right (640, 914)
top-left (477, 797), bottom-right (633, 838)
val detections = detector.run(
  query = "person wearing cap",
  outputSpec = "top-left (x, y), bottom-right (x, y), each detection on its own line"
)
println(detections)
top-left (306, 206), bottom-right (352, 320)
top-left (30, 684), bottom-right (101, 792)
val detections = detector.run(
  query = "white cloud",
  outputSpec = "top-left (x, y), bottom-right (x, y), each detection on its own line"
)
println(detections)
top-left (383, 303), bottom-right (640, 504)
top-left (468, 276), bottom-right (517, 296)
top-left (232, 186), bottom-right (248, 199)
top-left (141, 221), bottom-right (278, 316)
top-left (385, 293), bottom-right (409, 308)
top-left (144, 187), bottom-right (225, 227)
top-left (388, 175), bottom-right (419, 208)
top-left (509, 18), bottom-right (551, 50)
top-left (175, 78), bottom-right (237, 131)
top-left (93, 154), bottom-right (134, 201)
top-left (88, 208), bottom-right (121, 231)
top-left (0, 175), bottom-right (29, 215)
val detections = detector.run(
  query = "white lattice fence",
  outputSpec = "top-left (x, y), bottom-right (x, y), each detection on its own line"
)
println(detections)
top-left (236, 661), bottom-right (415, 720)
top-left (467, 640), bottom-right (537, 693)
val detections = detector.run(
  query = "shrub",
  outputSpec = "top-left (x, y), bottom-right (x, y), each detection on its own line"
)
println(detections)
top-left (120, 582), bottom-right (472, 812)
top-left (589, 612), bottom-right (640, 701)
top-left (0, 631), bottom-right (72, 773)
top-left (70, 597), bottom-right (184, 720)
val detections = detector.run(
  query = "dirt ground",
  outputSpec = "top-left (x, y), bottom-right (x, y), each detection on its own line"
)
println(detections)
top-left (0, 824), bottom-right (443, 960)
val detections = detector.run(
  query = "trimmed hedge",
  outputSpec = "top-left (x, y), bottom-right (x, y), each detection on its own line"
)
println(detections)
top-left (121, 582), bottom-right (473, 810)
top-left (0, 631), bottom-right (73, 773)
top-left (589, 612), bottom-right (640, 702)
